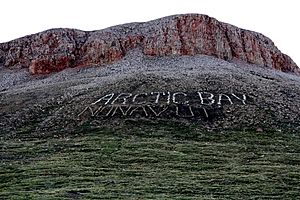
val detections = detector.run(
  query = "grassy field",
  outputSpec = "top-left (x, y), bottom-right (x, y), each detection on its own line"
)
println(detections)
top-left (1, 120), bottom-right (300, 199)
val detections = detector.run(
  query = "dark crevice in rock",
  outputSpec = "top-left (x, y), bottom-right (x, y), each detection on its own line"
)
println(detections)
top-left (74, 30), bottom-right (89, 67)
top-left (240, 30), bottom-right (248, 63)
top-left (176, 17), bottom-right (186, 55)
top-left (223, 29), bottom-right (234, 61)
top-left (258, 41), bottom-right (268, 67)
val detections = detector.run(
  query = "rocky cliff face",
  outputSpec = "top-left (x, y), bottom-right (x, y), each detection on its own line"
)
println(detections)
top-left (0, 14), bottom-right (298, 74)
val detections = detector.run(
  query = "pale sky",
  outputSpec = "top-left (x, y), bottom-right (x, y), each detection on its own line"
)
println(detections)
top-left (1, 0), bottom-right (299, 66)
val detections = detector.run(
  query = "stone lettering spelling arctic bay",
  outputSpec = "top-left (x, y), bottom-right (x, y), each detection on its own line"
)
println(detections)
top-left (78, 92), bottom-right (247, 120)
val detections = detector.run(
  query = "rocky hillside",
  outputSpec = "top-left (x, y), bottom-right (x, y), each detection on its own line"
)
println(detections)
top-left (0, 13), bottom-right (299, 134)
top-left (0, 14), bottom-right (300, 199)
top-left (0, 14), bottom-right (298, 75)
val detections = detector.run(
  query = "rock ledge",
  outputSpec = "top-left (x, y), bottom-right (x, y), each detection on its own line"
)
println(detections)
top-left (0, 14), bottom-right (298, 74)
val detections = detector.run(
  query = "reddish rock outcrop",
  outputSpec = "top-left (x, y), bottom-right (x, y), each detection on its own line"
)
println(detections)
top-left (0, 14), bottom-right (298, 74)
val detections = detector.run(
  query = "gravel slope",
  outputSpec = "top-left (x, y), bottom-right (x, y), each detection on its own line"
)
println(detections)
top-left (1, 49), bottom-right (300, 134)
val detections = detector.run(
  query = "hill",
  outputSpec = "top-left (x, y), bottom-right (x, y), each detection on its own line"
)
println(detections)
top-left (1, 14), bottom-right (300, 199)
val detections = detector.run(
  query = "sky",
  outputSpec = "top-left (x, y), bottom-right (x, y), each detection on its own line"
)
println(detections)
top-left (1, 0), bottom-right (299, 66)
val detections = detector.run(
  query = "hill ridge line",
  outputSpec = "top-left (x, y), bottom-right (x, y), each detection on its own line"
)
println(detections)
top-left (0, 14), bottom-right (298, 74)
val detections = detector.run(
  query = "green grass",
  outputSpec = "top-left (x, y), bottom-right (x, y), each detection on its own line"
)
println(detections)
top-left (1, 121), bottom-right (300, 199)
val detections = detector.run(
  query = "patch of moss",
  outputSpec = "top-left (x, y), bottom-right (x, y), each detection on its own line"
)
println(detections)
top-left (1, 122), bottom-right (299, 199)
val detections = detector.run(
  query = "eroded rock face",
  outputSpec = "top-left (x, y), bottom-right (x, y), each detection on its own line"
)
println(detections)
top-left (0, 14), bottom-right (298, 74)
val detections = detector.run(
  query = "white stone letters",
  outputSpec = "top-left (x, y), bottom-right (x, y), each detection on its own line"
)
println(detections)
top-left (231, 93), bottom-right (247, 105)
top-left (91, 93), bottom-right (115, 105)
top-left (111, 93), bottom-right (133, 105)
top-left (78, 91), bottom-right (249, 119)
top-left (217, 94), bottom-right (233, 105)
top-left (132, 93), bottom-right (148, 104)
top-left (151, 92), bottom-right (165, 104)
top-left (197, 92), bottom-right (215, 105)
top-left (172, 92), bottom-right (189, 105)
